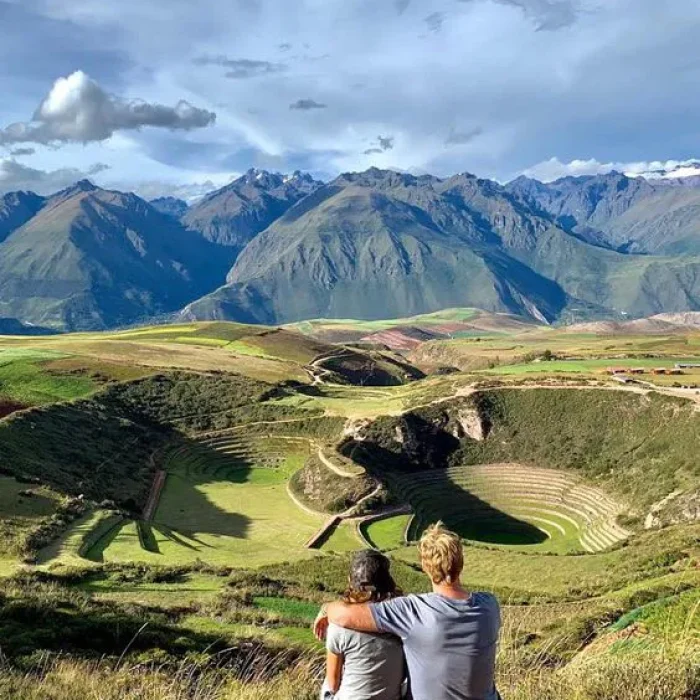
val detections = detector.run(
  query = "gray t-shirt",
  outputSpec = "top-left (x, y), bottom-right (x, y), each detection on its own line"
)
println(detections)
top-left (370, 592), bottom-right (500, 700)
top-left (326, 622), bottom-right (404, 700)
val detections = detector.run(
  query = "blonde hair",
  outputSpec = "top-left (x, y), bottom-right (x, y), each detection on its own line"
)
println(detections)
top-left (419, 521), bottom-right (464, 585)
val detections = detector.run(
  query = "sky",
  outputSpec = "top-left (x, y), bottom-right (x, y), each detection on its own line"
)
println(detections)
top-left (1, 0), bottom-right (699, 199)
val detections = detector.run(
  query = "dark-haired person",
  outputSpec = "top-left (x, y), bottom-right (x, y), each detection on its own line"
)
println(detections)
top-left (315, 523), bottom-right (501, 700)
top-left (319, 550), bottom-right (405, 700)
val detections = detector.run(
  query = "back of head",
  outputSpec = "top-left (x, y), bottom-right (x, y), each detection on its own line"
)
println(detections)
top-left (419, 521), bottom-right (464, 585)
top-left (344, 550), bottom-right (400, 604)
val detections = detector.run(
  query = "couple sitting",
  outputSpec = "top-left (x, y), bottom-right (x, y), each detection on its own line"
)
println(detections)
top-left (314, 522), bottom-right (501, 700)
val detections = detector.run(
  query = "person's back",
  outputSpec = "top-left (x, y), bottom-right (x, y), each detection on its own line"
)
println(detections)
top-left (320, 551), bottom-right (406, 700)
top-left (316, 523), bottom-right (501, 700)
top-left (371, 590), bottom-right (500, 700)
top-left (325, 623), bottom-right (404, 700)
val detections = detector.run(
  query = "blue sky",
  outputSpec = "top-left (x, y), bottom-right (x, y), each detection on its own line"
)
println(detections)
top-left (1, 0), bottom-right (699, 198)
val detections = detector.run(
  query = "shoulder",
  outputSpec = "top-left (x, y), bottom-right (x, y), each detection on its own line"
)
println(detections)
top-left (326, 622), bottom-right (349, 652)
top-left (472, 591), bottom-right (501, 612)
top-left (473, 591), bottom-right (499, 605)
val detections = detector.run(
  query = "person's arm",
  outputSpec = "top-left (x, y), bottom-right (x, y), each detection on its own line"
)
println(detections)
top-left (314, 602), bottom-right (378, 639)
top-left (325, 651), bottom-right (344, 694)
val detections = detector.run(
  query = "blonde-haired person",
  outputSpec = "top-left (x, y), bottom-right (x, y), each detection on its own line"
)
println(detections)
top-left (315, 523), bottom-right (501, 700)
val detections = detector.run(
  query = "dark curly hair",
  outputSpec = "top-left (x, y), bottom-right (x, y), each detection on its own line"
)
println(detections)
top-left (343, 550), bottom-right (401, 604)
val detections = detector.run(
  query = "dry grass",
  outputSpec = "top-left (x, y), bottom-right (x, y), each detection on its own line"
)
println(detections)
top-left (2, 642), bottom-right (697, 700)
top-left (0, 656), bottom-right (320, 700)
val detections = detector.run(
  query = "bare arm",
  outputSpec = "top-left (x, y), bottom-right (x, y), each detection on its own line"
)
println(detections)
top-left (328, 601), bottom-right (378, 632)
top-left (313, 601), bottom-right (378, 640)
top-left (325, 651), bottom-right (343, 693)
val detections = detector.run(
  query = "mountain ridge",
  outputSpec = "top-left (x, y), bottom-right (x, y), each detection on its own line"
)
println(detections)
top-left (185, 168), bottom-right (700, 326)
top-left (1, 166), bottom-right (700, 331)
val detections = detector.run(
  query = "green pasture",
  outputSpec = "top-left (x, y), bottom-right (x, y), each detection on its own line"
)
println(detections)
top-left (226, 339), bottom-right (277, 359)
top-left (0, 348), bottom-right (97, 405)
top-left (362, 515), bottom-right (411, 550)
top-left (318, 521), bottom-right (363, 552)
top-left (82, 437), bottom-right (356, 567)
top-left (253, 596), bottom-right (319, 622)
top-left (480, 356), bottom-right (700, 377)
top-left (291, 308), bottom-right (482, 334)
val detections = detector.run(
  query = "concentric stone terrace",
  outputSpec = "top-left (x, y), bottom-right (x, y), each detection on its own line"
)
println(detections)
top-left (391, 463), bottom-right (630, 553)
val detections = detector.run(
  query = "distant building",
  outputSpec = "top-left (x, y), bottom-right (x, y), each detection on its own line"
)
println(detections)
top-left (652, 368), bottom-right (668, 375)
top-left (676, 363), bottom-right (700, 369)
top-left (669, 368), bottom-right (684, 375)
top-left (606, 367), bottom-right (628, 375)
top-left (629, 368), bottom-right (645, 375)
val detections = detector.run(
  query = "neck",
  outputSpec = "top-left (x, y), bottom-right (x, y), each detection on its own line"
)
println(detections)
top-left (432, 579), bottom-right (470, 599)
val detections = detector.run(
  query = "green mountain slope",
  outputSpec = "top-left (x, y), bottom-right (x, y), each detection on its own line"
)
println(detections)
top-left (183, 179), bottom-right (572, 324)
top-left (182, 169), bottom-right (321, 264)
top-left (0, 182), bottom-right (227, 330)
top-left (183, 168), bottom-right (700, 324)
top-left (507, 172), bottom-right (700, 255)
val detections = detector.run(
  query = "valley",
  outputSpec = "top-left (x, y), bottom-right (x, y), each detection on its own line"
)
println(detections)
top-left (0, 314), bottom-right (698, 698)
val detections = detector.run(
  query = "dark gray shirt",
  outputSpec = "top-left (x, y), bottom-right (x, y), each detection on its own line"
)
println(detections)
top-left (370, 592), bottom-right (500, 700)
top-left (326, 622), bottom-right (404, 700)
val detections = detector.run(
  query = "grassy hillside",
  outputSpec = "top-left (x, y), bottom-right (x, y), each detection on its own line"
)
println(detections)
top-left (353, 388), bottom-right (700, 525)
top-left (0, 320), bottom-right (698, 699)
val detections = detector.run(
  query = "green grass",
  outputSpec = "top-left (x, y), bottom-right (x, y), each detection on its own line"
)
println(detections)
top-left (393, 525), bottom-right (700, 601)
top-left (319, 521), bottom-right (363, 552)
top-left (85, 438), bottom-right (356, 567)
top-left (0, 476), bottom-right (63, 560)
top-left (480, 356), bottom-right (700, 376)
top-left (170, 336), bottom-right (230, 347)
top-left (0, 349), bottom-right (97, 405)
top-left (226, 340), bottom-right (277, 359)
top-left (290, 308), bottom-right (482, 333)
top-left (253, 596), bottom-right (319, 622)
top-left (362, 515), bottom-right (410, 550)
top-left (179, 615), bottom-right (318, 648)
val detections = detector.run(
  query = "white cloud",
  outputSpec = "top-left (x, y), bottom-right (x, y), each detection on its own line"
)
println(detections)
top-left (521, 156), bottom-right (700, 182)
top-left (5, 1), bottom-right (700, 184)
top-left (127, 179), bottom-right (225, 202)
top-left (0, 158), bottom-right (110, 195)
top-left (0, 71), bottom-right (216, 146)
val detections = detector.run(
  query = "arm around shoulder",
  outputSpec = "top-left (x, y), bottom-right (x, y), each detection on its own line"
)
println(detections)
top-left (326, 601), bottom-right (378, 633)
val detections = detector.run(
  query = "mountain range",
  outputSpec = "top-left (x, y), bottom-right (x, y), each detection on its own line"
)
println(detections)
top-left (0, 166), bottom-right (699, 331)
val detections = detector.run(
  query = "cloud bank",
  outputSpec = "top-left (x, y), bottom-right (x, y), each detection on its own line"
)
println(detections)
top-left (521, 157), bottom-right (700, 182)
top-left (0, 71), bottom-right (215, 146)
top-left (0, 158), bottom-right (110, 195)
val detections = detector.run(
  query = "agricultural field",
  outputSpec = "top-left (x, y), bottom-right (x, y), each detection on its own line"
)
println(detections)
top-left (0, 317), bottom-right (699, 699)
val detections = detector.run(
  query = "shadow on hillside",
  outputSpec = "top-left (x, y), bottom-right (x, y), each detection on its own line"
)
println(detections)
top-left (427, 468), bottom-right (547, 545)
top-left (1, 586), bottom-right (301, 668)
top-left (344, 416), bottom-right (546, 546)
top-left (84, 438), bottom-right (256, 561)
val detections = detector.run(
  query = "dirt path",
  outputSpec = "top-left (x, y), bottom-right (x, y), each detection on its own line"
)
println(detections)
top-left (301, 484), bottom-right (386, 549)
top-left (316, 446), bottom-right (360, 478)
top-left (142, 469), bottom-right (167, 521)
